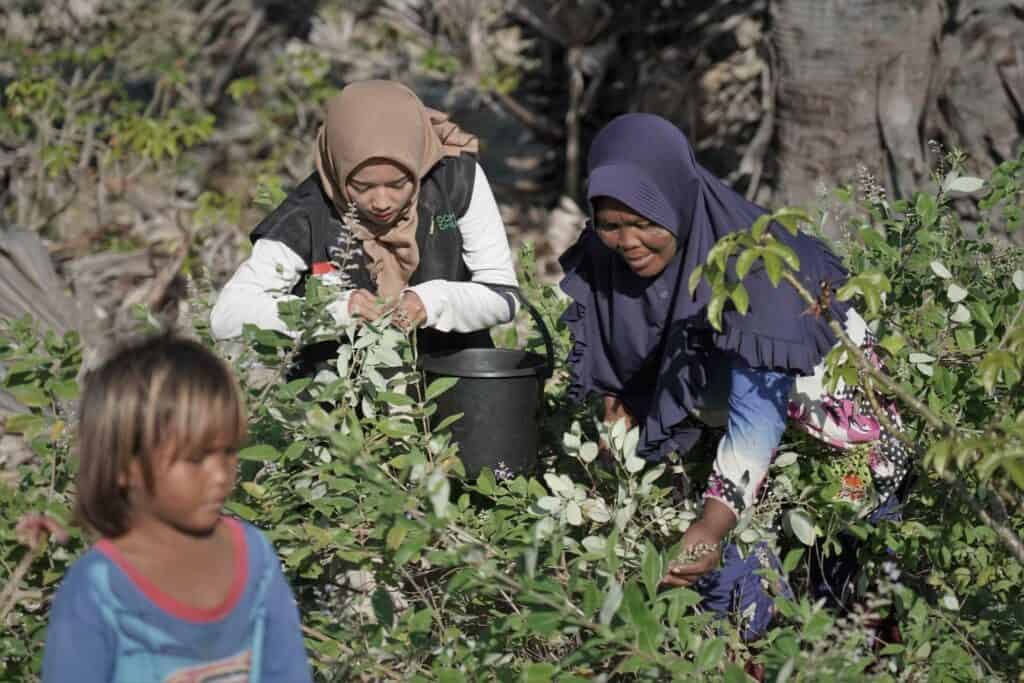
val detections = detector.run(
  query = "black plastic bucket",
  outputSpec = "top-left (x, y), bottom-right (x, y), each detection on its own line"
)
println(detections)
top-left (420, 297), bottom-right (553, 480)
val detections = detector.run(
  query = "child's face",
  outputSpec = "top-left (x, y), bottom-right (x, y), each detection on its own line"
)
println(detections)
top-left (344, 160), bottom-right (416, 230)
top-left (129, 443), bottom-right (238, 537)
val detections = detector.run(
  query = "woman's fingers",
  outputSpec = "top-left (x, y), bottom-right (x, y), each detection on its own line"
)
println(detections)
top-left (348, 289), bottom-right (384, 320)
top-left (661, 536), bottom-right (722, 588)
top-left (661, 573), bottom-right (693, 588)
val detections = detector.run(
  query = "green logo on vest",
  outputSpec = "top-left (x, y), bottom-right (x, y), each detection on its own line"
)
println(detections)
top-left (432, 212), bottom-right (457, 233)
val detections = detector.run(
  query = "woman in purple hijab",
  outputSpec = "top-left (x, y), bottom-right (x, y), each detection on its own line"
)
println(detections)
top-left (559, 114), bottom-right (913, 637)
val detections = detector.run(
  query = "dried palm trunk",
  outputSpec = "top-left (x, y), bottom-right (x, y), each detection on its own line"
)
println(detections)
top-left (0, 226), bottom-right (187, 416)
top-left (771, 0), bottom-right (944, 206)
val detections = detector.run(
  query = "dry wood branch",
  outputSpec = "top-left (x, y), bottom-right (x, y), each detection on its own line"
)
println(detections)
top-left (204, 7), bottom-right (266, 109)
top-left (0, 547), bottom-right (41, 624)
top-left (487, 90), bottom-right (565, 142)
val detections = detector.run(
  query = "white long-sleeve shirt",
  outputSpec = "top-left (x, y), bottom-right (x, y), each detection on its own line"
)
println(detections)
top-left (210, 163), bottom-right (518, 340)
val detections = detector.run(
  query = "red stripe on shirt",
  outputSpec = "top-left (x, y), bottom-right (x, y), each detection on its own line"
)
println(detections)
top-left (96, 517), bottom-right (249, 623)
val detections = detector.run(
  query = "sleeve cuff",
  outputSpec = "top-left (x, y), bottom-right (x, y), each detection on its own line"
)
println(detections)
top-left (703, 471), bottom-right (748, 517)
top-left (405, 282), bottom-right (446, 330)
top-left (326, 291), bottom-right (354, 327)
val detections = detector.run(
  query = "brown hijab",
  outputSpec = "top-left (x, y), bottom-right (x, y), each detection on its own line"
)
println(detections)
top-left (314, 80), bottom-right (479, 299)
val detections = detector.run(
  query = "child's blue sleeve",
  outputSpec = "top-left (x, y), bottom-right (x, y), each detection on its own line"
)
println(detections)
top-left (42, 565), bottom-right (115, 683)
top-left (260, 559), bottom-right (314, 683)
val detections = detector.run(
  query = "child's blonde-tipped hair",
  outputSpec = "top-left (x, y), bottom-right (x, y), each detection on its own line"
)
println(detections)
top-left (75, 335), bottom-right (247, 538)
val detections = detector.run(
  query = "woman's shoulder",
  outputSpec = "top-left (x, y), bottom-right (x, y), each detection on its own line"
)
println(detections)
top-left (249, 172), bottom-right (331, 253)
top-left (423, 153), bottom-right (478, 217)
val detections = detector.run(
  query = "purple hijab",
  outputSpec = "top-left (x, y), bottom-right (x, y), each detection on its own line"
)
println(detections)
top-left (559, 114), bottom-right (849, 459)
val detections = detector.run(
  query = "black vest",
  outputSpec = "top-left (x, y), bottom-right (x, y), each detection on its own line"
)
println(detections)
top-left (250, 154), bottom-right (493, 369)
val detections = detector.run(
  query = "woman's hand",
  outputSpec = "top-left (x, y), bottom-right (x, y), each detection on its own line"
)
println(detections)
top-left (392, 291), bottom-right (427, 332)
top-left (662, 498), bottom-right (736, 587)
top-left (348, 289), bottom-right (388, 321)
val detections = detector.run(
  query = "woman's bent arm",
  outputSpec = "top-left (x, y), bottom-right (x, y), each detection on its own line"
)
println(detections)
top-left (407, 163), bottom-right (519, 332)
top-left (210, 239), bottom-right (354, 339)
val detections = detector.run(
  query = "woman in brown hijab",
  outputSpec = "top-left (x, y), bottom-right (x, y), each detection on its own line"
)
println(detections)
top-left (211, 80), bottom-right (519, 355)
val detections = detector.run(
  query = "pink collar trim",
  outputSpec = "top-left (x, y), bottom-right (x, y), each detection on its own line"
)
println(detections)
top-left (96, 517), bottom-right (248, 623)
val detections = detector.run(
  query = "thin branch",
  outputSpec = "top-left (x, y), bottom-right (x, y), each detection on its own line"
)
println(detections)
top-left (0, 547), bottom-right (42, 624)
top-left (781, 271), bottom-right (949, 433)
top-left (204, 8), bottom-right (266, 110)
top-left (486, 90), bottom-right (565, 142)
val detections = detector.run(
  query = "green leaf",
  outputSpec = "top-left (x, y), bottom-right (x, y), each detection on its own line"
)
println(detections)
top-left (438, 669), bottom-right (466, 683)
top-left (782, 548), bottom-right (804, 573)
top-left (433, 412), bottom-right (463, 432)
top-left (250, 327), bottom-right (292, 348)
top-left (240, 481), bottom-right (265, 499)
top-left (751, 214), bottom-right (772, 240)
top-left (879, 334), bottom-right (906, 356)
top-left (688, 264), bottom-right (705, 296)
top-left (979, 350), bottom-right (1017, 394)
top-left (599, 580), bottom-right (623, 625)
top-left (946, 283), bottom-right (968, 303)
top-left (526, 611), bottom-right (561, 636)
top-left (929, 260), bottom-right (953, 279)
top-left (425, 376), bottom-right (458, 400)
top-left (622, 581), bottom-right (661, 653)
top-left (6, 383), bottom-right (49, 408)
top-left (224, 501), bottom-right (258, 520)
top-left (735, 248), bottom-right (761, 280)
top-left (724, 663), bottom-right (753, 683)
top-left (707, 238), bottom-right (736, 270)
top-left (394, 529), bottom-right (428, 565)
top-left (3, 413), bottom-right (46, 437)
top-left (372, 588), bottom-right (396, 628)
top-left (524, 664), bottom-right (558, 682)
top-left (379, 391), bottom-right (414, 406)
top-left (696, 638), bottom-right (726, 671)
top-left (932, 366), bottom-right (956, 397)
top-left (763, 241), bottom-right (800, 271)
top-left (836, 271), bottom-right (892, 316)
top-left (763, 252), bottom-right (783, 287)
top-left (708, 291), bottom-right (727, 332)
top-left (378, 418), bottom-right (417, 438)
top-left (916, 192), bottom-right (938, 229)
top-left (945, 176), bottom-right (984, 194)
top-left (49, 379), bottom-right (79, 401)
top-left (969, 303), bottom-right (995, 330)
top-left (950, 304), bottom-right (971, 324)
top-left (642, 542), bottom-right (663, 599)
top-left (731, 282), bottom-right (750, 315)
top-left (386, 524), bottom-right (408, 551)
top-left (238, 444), bottom-right (280, 462)
top-left (783, 508), bottom-right (817, 545)
top-left (772, 208), bottom-right (810, 235)
top-left (475, 469), bottom-right (498, 495)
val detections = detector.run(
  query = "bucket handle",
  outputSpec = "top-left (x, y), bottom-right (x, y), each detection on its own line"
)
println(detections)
top-left (484, 284), bottom-right (555, 379)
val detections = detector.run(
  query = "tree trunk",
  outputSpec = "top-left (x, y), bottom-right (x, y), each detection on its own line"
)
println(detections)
top-left (771, 0), bottom-right (944, 208)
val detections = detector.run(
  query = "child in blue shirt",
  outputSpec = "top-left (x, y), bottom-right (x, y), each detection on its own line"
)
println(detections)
top-left (42, 336), bottom-right (313, 683)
